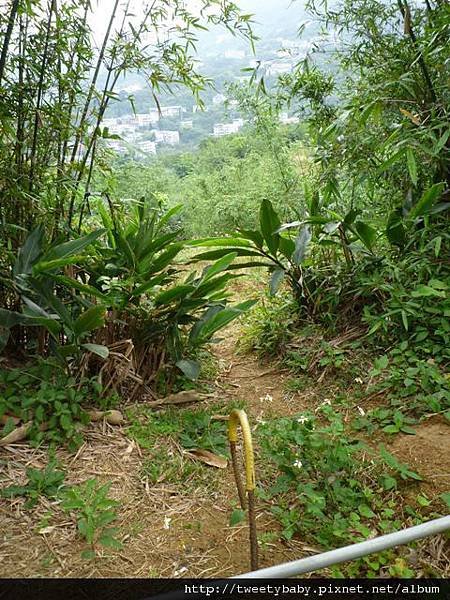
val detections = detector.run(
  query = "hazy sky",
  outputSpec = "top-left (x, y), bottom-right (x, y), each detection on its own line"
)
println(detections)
top-left (90, 0), bottom-right (303, 46)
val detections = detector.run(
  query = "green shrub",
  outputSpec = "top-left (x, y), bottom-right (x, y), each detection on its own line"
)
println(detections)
top-left (257, 404), bottom-right (429, 576)
top-left (62, 479), bottom-right (122, 559)
top-left (0, 361), bottom-right (104, 449)
top-left (1, 460), bottom-right (66, 508)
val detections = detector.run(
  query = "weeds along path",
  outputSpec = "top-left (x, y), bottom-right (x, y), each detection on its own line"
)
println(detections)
top-left (1, 282), bottom-right (449, 577)
top-left (0, 307), bottom-right (317, 578)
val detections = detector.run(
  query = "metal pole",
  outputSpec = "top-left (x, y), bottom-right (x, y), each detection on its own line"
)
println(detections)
top-left (234, 515), bottom-right (450, 578)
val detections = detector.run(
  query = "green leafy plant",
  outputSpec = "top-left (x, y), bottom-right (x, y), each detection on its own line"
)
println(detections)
top-left (378, 445), bottom-right (423, 489)
top-left (1, 461), bottom-right (66, 508)
top-left (62, 479), bottom-right (122, 559)
top-left (256, 402), bottom-right (428, 576)
top-left (0, 361), bottom-right (102, 449)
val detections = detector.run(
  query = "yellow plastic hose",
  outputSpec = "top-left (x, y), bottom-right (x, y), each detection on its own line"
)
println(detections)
top-left (228, 408), bottom-right (258, 570)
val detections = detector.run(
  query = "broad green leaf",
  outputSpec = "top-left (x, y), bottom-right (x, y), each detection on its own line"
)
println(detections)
top-left (260, 198), bottom-right (281, 256)
top-left (145, 243), bottom-right (183, 275)
top-left (0, 308), bottom-right (29, 329)
top-left (353, 221), bottom-right (377, 251)
top-left (406, 148), bottom-right (417, 185)
top-left (411, 285), bottom-right (446, 298)
top-left (230, 509), bottom-right (246, 526)
top-left (81, 343), bottom-right (109, 359)
top-left (190, 248), bottom-right (263, 263)
top-left (99, 535), bottom-right (123, 550)
top-left (0, 308), bottom-right (60, 337)
top-left (192, 273), bottom-right (237, 299)
top-left (409, 182), bottom-right (445, 218)
top-left (131, 273), bottom-right (168, 297)
top-left (33, 255), bottom-right (86, 273)
top-left (238, 229), bottom-right (264, 248)
top-left (50, 275), bottom-right (106, 300)
top-left (343, 209), bottom-right (360, 225)
top-left (374, 355), bottom-right (388, 369)
top-left (114, 231), bottom-right (136, 269)
top-left (137, 231), bottom-right (180, 262)
top-left (270, 269), bottom-right (285, 296)
top-left (358, 504), bottom-right (376, 518)
top-left (219, 261), bottom-right (273, 270)
top-left (176, 359), bottom-right (201, 381)
top-left (60, 414), bottom-right (72, 431)
top-left (73, 305), bottom-right (106, 338)
top-left (155, 285), bottom-right (195, 305)
top-left (191, 299), bottom-right (257, 343)
top-left (428, 279), bottom-right (447, 290)
top-left (401, 310), bottom-right (408, 331)
top-left (202, 253), bottom-right (237, 282)
top-left (386, 210), bottom-right (406, 248)
top-left (292, 226), bottom-right (311, 265)
top-left (42, 230), bottom-right (104, 261)
top-left (157, 204), bottom-right (183, 231)
top-left (13, 226), bottom-right (43, 277)
top-left (279, 237), bottom-right (295, 260)
top-left (440, 492), bottom-right (450, 510)
top-left (22, 297), bottom-right (53, 319)
top-left (188, 237), bottom-right (251, 248)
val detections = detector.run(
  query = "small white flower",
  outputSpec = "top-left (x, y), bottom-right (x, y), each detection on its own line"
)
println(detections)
top-left (293, 459), bottom-right (303, 469)
top-left (297, 416), bottom-right (309, 424)
top-left (259, 394), bottom-right (273, 403)
top-left (163, 516), bottom-right (172, 530)
top-left (357, 406), bottom-right (365, 416)
top-left (354, 377), bottom-right (363, 384)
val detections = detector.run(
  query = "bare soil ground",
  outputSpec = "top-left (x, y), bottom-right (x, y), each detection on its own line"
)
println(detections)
top-left (1, 318), bottom-right (449, 578)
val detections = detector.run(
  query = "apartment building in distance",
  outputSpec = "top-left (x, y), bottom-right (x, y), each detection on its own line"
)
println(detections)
top-left (138, 140), bottom-right (157, 154)
top-left (154, 130), bottom-right (180, 145)
top-left (213, 119), bottom-right (244, 137)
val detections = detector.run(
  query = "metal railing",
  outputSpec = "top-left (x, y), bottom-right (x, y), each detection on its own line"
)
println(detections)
top-left (227, 409), bottom-right (450, 578)
top-left (234, 515), bottom-right (450, 578)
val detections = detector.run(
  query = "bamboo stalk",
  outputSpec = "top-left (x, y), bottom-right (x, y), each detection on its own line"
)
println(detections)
top-left (0, 0), bottom-right (20, 86)
top-left (29, 0), bottom-right (57, 195)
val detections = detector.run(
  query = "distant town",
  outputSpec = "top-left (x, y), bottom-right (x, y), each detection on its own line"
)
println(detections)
top-left (98, 37), bottom-right (314, 158)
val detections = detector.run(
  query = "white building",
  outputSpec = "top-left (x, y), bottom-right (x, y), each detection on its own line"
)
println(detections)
top-left (213, 119), bottom-right (244, 137)
top-left (105, 139), bottom-right (126, 153)
top-left (212, 93), bottom-right (226, 105)
top-left (138, 140), bottom-right (157, 154)
top-left (160, 106), bottom-right (183, 119)
top-left (280, 113), bottom-right (300, 125)
top-left (180, 120), bottom-right (193, 129)
top-left (154, 130), bottom-right (180, 145)
top-left (266, 61), bottom-right (293, 76)
top-left (136, 112), bottom-right (159, 126)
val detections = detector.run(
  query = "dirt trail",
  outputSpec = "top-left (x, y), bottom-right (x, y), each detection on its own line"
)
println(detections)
top-left (1, 312), bottom-right (450, 578)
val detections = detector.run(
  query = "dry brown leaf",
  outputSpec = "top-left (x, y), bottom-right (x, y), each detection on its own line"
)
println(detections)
top-left (400, 107), bottom-right (421, 125)
top-left (0, 421), bottom-right (33, 446)
top-left (0, 414), bottom-right (21, 426)
top-left (185, 448), bottom-right (228, 469)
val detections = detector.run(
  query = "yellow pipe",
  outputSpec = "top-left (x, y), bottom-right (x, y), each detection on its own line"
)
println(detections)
top-left (228, 408), bottom-right (259, 570)
top-left (228, 409), bottom-right (256, 491)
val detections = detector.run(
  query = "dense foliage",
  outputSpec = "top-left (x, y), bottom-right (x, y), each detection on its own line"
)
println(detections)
top-left (1, 0), bottom-right (449, 578)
